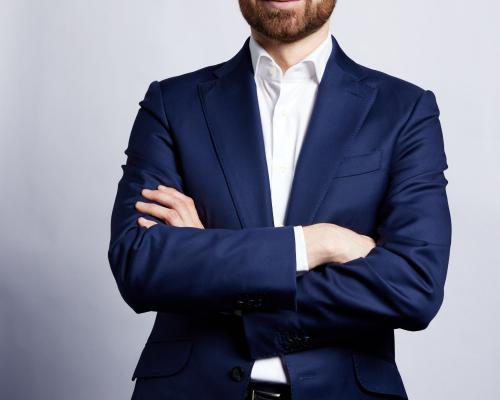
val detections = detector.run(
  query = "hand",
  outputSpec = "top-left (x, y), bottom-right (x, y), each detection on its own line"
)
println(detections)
top-left (135, 185), bottom-right (205, 229)
top-left (303, 223), bottom-right (376, 269)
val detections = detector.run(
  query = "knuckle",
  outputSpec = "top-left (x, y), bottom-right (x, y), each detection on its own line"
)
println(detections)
top-left (171, 197), bottom-right (182, 209)
top-left (168, 211), bottom-right (182, 226)
top-left (163, 186), bottom-right (176, 195)
top-left (160, 207), bottom-right (171, 220)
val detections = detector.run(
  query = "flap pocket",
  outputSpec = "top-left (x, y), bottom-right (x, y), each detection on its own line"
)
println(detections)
top-left (352, 351), bottom-right (408, 399)
top-left (131, 339), bottom-right (193, 381)
top-left (335, 149), bottom-right (382, 178)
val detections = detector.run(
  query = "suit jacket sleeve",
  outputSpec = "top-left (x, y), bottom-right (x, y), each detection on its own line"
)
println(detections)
top-left (107, 81), bottom-right (298, 314)
top-left (241, 90), bottom-right (452, 359)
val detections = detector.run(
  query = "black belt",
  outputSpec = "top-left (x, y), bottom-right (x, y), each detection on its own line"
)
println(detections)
top-left (244, 380), bottom-right (291, 400)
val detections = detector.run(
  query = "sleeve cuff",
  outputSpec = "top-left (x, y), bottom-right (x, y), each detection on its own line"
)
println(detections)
top-left (293, 225), bottom-right (309, 273)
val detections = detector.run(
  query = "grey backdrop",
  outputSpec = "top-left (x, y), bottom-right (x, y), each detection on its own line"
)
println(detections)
top-left (1, 1), bottom-right (498, 399)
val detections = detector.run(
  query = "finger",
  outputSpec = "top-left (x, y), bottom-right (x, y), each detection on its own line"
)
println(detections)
top-left (142, 188), bottom-right (194, 225)
top-left (158, 185), bottom-right (204, 228)
top-left (157, 185), bottom-right (187, 200)
top-left (137, 217), bottom-right (157, 229)
top-left (135, 201), bottom-right (184, 226)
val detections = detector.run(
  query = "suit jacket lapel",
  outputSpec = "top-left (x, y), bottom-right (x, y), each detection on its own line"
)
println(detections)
top-left (198, 37), bottom-right (274, 228)
top-left (198, 35), bottom-right (378, 229)
top-left (284, 35), bottom-right (378, 226)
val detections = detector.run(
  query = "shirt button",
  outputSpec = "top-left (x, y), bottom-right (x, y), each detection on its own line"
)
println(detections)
top-left (280, 109), bottom-right (287, 117)
top-left (278, 165), bottom-right (287, 173)
top-left (267, 66), bottom-right (276, 77)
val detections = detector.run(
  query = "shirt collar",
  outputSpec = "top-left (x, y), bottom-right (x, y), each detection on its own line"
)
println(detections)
top-left (249, 31), bottom-right (333, 83)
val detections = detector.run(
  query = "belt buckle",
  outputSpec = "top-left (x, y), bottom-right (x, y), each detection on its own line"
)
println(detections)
top-left (250, 388), bottom-right (282, 400)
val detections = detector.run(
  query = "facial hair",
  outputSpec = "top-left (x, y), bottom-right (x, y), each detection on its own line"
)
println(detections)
top-left (238, 0), bottom-right (336, 43)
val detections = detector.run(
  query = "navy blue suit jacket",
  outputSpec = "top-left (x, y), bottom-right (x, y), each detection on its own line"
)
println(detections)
top-left (108, 34), bottom-right (452, 400)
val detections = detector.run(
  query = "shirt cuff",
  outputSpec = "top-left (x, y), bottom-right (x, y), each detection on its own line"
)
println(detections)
top-left (293, 225), bottom-right (310, 273)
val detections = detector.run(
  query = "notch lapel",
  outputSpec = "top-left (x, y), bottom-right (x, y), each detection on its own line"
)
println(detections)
top-left (283, 35), bottom-right (378, 227)
top-left (198, 38), bottom-right (274, 228)
top-left (198, 35), bottom-right (378, 230)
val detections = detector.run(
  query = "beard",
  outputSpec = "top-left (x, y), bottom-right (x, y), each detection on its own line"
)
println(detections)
top-left (238, 0), bottom-right (336, 43)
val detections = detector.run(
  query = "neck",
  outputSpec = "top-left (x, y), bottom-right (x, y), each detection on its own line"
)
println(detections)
top-left (250, 23), bottom-right (331, 73)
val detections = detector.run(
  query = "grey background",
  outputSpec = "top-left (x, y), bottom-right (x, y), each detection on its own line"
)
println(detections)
top-left (1, 1), bottom-right (498, 399)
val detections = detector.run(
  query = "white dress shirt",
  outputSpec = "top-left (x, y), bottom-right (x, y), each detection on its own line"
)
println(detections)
top-left (248, 31), bottom-right (334, 383)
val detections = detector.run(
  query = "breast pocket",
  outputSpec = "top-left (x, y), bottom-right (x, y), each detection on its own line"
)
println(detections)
top-left (334, 149), bottom-right (382, 178)
top-left (131, 339), bottom-right (193, 381)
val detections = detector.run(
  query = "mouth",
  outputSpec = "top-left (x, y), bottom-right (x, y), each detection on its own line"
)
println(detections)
top-left (262, 0), bottom-right (303, 10)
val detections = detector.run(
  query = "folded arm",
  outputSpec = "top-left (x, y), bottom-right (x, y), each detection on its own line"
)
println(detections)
top-left (241, 90), bottom-right (453, 358)
top-left (108, 81), bottom-right (300, 314)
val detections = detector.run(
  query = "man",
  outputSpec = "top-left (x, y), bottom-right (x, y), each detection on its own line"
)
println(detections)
top-left (107, 0), bottom-right (452, 399)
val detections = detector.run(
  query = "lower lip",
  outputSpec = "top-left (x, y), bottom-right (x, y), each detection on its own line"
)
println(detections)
top-left (264, 0), bottom-right (302, 9)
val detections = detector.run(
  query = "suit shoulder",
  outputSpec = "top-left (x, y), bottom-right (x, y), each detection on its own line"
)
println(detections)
top-left (336, 46), bottom-right (439, 123)
top-left (358, 62), bottom-right (428, 103)
top-left (155, 61), bottom-right (224, 95)
top-left (139, 60), bottom-right (225, 113)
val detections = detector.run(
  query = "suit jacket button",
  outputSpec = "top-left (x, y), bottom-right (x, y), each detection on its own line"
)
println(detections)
top-left (233, 309), bottom-right (243, 317)
top-left (286, 336), bottom-right (297, 343)
top-left (230, 366), bottom-right (244, 382)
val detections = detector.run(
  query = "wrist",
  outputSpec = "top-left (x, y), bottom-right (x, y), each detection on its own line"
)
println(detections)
top-left (323, 223), bottom-right (344, 263)
top-left (303, 223), bottom-right (340, 268)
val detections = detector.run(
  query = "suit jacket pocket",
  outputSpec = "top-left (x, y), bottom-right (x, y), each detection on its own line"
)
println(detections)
top-left (334, 149), bottom-right (382, 178)
top-left (352, 351), bottom-right (408, 399)
top-left (131, 339), bottom-right (193, 381)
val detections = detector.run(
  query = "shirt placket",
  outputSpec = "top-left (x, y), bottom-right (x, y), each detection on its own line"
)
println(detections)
top-left (270, 67), bottom-right (294, 227)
